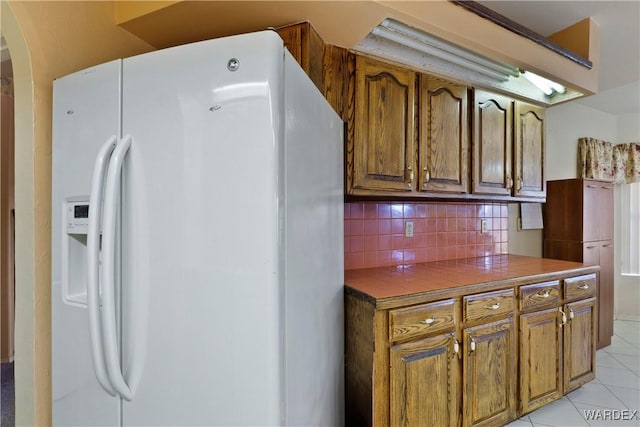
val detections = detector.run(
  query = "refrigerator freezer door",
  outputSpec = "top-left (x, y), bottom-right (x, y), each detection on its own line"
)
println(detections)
top-left (52, 60), bottom-right (121, 426)
top-left (120, 32), bottom-right (285, 425)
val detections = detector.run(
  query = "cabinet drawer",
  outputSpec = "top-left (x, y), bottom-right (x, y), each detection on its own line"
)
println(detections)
top-left (519, 280), bottom-right (560, 311)
top-left (564, 274), bottom-right (597, 301)
top-left (464, 289), bottom-right (514, 323)
top-left (389, 299), bottom-right (456, 342)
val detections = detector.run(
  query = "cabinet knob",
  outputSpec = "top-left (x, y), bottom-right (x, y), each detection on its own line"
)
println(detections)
top-left (420, 316), bottom-right (436, 325)
top-left (506, 175), bottom-right (513, 190)
top-left (539, 289), bottom-right (551, 298)
top-left (469, 337), bottom-right (476, 353)
top-left (516, 177), bottom-right (523, 192)
top-left (423, 167), bottom-right (430, 185)
top-left (568, 307), bottom-right (575, 320)
top-left (483, 302), bottom-right (501, 310)
top-left (577, 283), bottom-right (590, 290)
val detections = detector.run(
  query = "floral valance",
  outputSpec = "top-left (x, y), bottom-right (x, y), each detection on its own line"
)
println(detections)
top-left (578, 137), bottom-right (640, 184)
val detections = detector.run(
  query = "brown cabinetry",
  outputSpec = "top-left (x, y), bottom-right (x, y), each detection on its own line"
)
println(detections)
top-left (352, 56), bottom-right (416, 193)
top-left (419, 76), bottom-right (469, 194)
top-left (463, 318), bottom-right (516, 427)
top-left (345, 258), bottom-right (597, 426)
top-left (518, 281), bottom-right (562, 414)
top-left (514, 101), bottom-right (545, 198)
top-left (472, 90), bottom-right (513, 196)
top-left (348, 56), bottom-right (471, 197)
top-left (562, 274), bottom-right (597, 392)
top-left (462, 289), bottom-right (516, 427)
top-left (276, 22), bottom-right (325, 92)
top-left (388, 300), bottom-right (461, 427)
top-left (472, 91), bottom-right (545, 198)
top-left (544, 178), bottom-right (614, 348)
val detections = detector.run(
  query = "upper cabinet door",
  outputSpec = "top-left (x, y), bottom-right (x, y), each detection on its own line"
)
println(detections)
top-left (472, 90), bottom-right (513, 196)
top-left (351, 56), bottom-right (416, 193)
top-left (583, 180), bottom-right (614, 241)
top-left (514, 101), bottom-right (545, 198)
top-left (419, 76), bottom-right (469, 194)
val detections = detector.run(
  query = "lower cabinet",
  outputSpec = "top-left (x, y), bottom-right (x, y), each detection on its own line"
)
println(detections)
top-left (344, 271), bottom-right (598, 426)
top-left (519, 307), bottom-right (563, 413)
top-left (463, 318), bottom-right (516, 427)
top-left (390, 334), bottom-right (461, 427)
top-left (563, 298), bottom-right (597, 392)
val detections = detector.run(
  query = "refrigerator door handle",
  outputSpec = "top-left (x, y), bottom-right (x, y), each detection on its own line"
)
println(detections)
top-left (101, 134), bottom-right (134, 401)
top-left (87, 136), bottom-right (118, 397)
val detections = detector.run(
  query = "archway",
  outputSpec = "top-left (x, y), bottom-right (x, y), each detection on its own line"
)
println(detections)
top-left (1, 2), bottom-right (40, 426)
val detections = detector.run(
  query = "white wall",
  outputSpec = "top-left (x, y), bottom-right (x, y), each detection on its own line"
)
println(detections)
top-left (618, 113), bottom-right (640, 142)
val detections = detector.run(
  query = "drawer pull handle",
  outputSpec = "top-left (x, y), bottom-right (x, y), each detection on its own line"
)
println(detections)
top-left (470, 337), bottom-right (476, 353)
top-left (420, 316), bottom-right (436, 325)
top-left (453, 338), bottom-right (460, 355)
top-left (586, 246), bottom-right (596, 249)
top-left (539, 289), bottom-right (551, 298)
top-left (569, 307), bottom-right (574, 320)
top-left (484, 303), bottom-right (501, 310)
top-left (577, 283), bottom-right (590, 290)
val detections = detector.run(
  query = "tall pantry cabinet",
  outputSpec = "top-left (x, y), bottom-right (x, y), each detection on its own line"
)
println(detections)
top-left (543, 179), bottom-right (614, 349)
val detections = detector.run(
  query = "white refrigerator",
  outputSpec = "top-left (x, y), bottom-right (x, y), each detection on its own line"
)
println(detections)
top-left (51, 31), bottom-right (344, 427)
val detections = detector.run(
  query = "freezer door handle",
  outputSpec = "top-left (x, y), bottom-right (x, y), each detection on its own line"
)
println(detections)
top-left (86, 135), bottom-right (118, 397)
top-left (101, 134), bottom-right (134, 401)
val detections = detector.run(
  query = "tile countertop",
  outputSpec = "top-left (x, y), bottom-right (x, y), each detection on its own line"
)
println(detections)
top-left (344, 254), bottom-right (600, 309)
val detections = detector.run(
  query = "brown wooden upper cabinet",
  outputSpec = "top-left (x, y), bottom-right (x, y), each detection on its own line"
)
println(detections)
top-left (349, 56), bottom-right (471, 196)
top-left (472, 90), bottom-right (545, 199)
top-left (276, 22), bottom-right (324, 92)
top-left (472, 90), bottom-right (513, 196)
top-left (514, 101), bottom-right (546, 198)
top-left (352, 56), bottom-right (416, 193)
top-left (420, 76), bottom-right (469, 194)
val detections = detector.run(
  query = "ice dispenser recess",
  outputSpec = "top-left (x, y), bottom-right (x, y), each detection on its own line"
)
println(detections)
top-left (62, 199), bottom-right (91, 307)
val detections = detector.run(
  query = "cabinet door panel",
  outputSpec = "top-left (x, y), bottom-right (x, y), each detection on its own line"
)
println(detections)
top-left (391, 334), bottom-right (460, 427)
top-left (520, 309), bottom-right (562, 414)
top-left (463, 318), bottom-right (516, 427)
top-left (353, 57), bottom-right (415, 192)
top-left (472, 90), bottom-right (513, 196)
top-left (583, 181), bottom-right (614, 241)
top-left (420, 76), bottom-right (468, 193)
top-left (563, 299), bottom-right (596, 393)
top-left (514, 102), bottom-right (545, 198)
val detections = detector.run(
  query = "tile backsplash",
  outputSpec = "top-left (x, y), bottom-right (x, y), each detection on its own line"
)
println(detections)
top-left (344, 201), bottom-right (508, 270)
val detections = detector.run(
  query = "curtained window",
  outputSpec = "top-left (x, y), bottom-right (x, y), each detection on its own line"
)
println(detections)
top-left (578, 137), bottom-right (640, 184)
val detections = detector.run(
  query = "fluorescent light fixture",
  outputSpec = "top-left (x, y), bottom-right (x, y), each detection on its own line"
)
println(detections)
top-left (353, 18), bottom-right (580, 105)
top-left (523, 71), bottom-right (566, 95)
top-left (372, 19), bottom-right (520, 84)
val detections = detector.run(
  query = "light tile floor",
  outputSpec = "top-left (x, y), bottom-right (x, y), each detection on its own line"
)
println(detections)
top-left (506, 319), bottom-right (640, 427)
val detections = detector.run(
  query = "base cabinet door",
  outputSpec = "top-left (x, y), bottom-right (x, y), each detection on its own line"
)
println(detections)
top-left (463, 318), bottom-right (516, 427)
top-left (390, 334), bottom-right (461, 427)
top-left (519, 308), bottom-right (563, 414)
top-left (563, 298), bottom-right (597, 393)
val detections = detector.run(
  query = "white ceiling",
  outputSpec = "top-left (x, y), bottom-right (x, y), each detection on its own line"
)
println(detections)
top-left (479, 0), bottom-right (640, 114)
